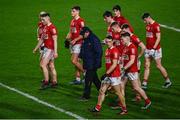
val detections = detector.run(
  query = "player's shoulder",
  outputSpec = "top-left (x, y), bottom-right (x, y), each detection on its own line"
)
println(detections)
top-left (153, 21), bottom-right (160, 27)
top-left (49, 23), bottom-right (56, 28)
top-left (112, 47), bottom-right (119, 52)
top-left (78, 17), bottom-right (85, 22)
top-left (129, 43), bottom-right (136, 49)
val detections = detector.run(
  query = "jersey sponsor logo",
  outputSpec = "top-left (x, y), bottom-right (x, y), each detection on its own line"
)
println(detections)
top-left (146, 32), bottom-right (153, 38)
top-left (105, 58), bottom-right (111, 63)
top-left (122, 54), bottom-right (129, 60)
top-left (71, 27), bottom-right (77, 33)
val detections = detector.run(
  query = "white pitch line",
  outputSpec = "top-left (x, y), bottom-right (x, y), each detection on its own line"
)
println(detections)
top-left (0, 82), bottom-right (85, 120)
top-left (160, 24), bottom-right (180, 32)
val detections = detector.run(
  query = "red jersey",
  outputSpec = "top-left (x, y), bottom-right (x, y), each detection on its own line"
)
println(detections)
top-left (70, 17), bottom-right (84, 44)
top-left (146, 22), bottom-right (161, 50)
top-left (113, 15), bottom-right (134, 33)
top-left (122, 43), bottom-right (138, 72)
top-left (130, 34), bottom-right (141, 48)
top-left (107, 25), bottom-right (124, 55)
top-left (105, 46), bottom-right (121, 77)
top-left (41, 23), bottom-right (57, 50)
top-left (37, 21), bottom-right (45, 39)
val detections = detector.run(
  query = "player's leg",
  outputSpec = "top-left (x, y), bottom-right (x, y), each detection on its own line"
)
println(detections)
top-left (49, 60), bottom-right (58, 87)
top-left (155, 58), bottom-right (171, 88)
top-left (70, 53), bottom-right (84, 84)
top-left (92, 69), bottom-right (101, 91)
top-left (40, 48), bottom-right (52, 89)
top-left (120, 76), bottom-right (128, 97)
top-left (130, 74), bottom-right (151, 109)
top-left (113, 84), bottom-right (127, 114)
top-left (91, 83), bottom-right (110, 112)
top-left (142, 57), bottom-right (151, 89)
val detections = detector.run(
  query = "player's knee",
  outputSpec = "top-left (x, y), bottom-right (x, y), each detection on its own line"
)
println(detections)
top-left (133, 86), bottom-right (140, 92)
top-left (144, 63), bottom-right (150, 70)
top-left (71, 59), bottom-right (78, 65)
top-left (49, 64), bottom-right (55, 70)
top-left (156, 64), bottom-right (162, 69)
top-left (40, 62), bottom-right (46, 68)
top-left (99, 89), bottom-right (105, 96)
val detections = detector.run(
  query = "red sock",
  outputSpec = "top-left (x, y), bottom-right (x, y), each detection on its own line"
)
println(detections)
top-left (95, 104), bottom-right (101, 111)
top-left (145, 98), bottom-right (151, 104)
top-left (143, 79), bottom-right (148, 82)
top-left (44, 80), bottom-right (49, 85)
top-left (119, 102), bottom-right (127, 111)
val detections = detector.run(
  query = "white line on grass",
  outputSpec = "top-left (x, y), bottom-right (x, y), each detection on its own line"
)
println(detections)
top-left (160, 24), bottom-right (180, 32)
top-left (0, 82), bottom-right (85, 120)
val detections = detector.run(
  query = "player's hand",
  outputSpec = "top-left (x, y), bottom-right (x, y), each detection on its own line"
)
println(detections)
top-left (33, 48), bottom-right (37, 54)
top-left (70, 40), bottom-right (76, 45)
top-left (54, 53), bottom-right (58, 58)
top-left (121, 67), bottom-right (126, 77)
top-left (100, 74), bottom-right (108, 81)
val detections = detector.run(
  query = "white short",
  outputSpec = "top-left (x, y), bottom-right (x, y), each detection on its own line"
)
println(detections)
top-left (42, 47), bottom-right (54, 61)
top-left (70, 44), bottom-right (81, 54)
top-left (144, 48), bottom-right (162, 59)
top-left (101, 77), bottom-right (121, 86)
top-left (123, 72), bottom-right (139, 81)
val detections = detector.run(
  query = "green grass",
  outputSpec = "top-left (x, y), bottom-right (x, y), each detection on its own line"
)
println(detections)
top-left (0, 0), bottom-right (180, 119)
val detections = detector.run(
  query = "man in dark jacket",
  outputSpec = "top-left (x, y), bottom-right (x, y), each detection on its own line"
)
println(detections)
top-left (79, 26), bottom-right (102, 101)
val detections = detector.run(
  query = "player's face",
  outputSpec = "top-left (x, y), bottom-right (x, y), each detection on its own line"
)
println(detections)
top-left (106, 39), bottom-right (113, 48)
top-left (71, 9), bottom-right (79, 17)
top-left (112, 25), bottom-right (121, 33)
top-left (104, 16), bottom-right (112, 23)
top-left (113, 9), bottom-right (120, 16)
top-left (143, 17), bottom-right (150, 24)
top-left (121, 36), bottom-right (129, 46)
top-left (122, 28), bottom-right (129, 33)
top-left (83, 31), bottom-right (90, 38)
top-left (41, 16), bottom-right (49, 25)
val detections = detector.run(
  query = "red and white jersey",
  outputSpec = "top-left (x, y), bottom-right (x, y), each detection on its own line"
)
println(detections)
top-left (146, 21), bottom-right (161, 50)
top-left (37, 21), bottom-right (45, 39)
top-left (113, 15), bottom-right (134, 33)
top-left (130, 34), bottom-right (141, 48)
top-left (41, 23), bottom-right (57, 50)
top-left (70, 17), bottom-right (84, 44)
top-left (122, 43), bottom-right (138, 72)
top-left (107, 25), bottom-right (124, 55)
top-left (105, 46), bottom-right (121, 77)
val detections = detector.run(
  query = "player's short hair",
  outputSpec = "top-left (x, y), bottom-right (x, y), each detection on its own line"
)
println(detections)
top-left (39, 11), bottom-right (47, 16)
top-left (72, 6), bottom-right (81, 11)
top-left (110, 22), bottom-right (120, 28)
top-left (142, 12), bottom-right (151, 19)
top-left (103, 11), bottom-right (113, 18)
top-left (112, 5), bottom-right (121, 11)
top-left (121, 32), bottom-right (130, 38)
top-left (121, 23), bottom-right (129, 29)
top-left (106, 35), bottom-right (113, 40)
top-left (80, 26), bottom-right (92, 36)
top-left (40, 13), bottom-right (50, 17)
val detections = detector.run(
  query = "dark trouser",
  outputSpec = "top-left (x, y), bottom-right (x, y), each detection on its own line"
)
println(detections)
top-left (83, 69), bottom-right (101, 99)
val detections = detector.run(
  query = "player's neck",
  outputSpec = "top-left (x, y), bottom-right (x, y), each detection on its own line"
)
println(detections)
top-left (109, 19), bottom-right (115, 25)
top-left (74, 15), bottom-right (80, 20)
top-left (47, 22), bottom-right (52, 26)
top-left (150, 19), bottom-right (155, 24)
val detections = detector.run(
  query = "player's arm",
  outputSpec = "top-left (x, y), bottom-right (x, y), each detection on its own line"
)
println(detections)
top-left (66, 31), bottom-right (72, 40)
top-left (106, 59), bottom-right (118, 75)
top-left (138, 42), bottom-right (146, 58)
top-left (53, 35), bottom-right (58, 58)
top-left (124, 55), bottom-right (135, 70)
top-left (37, 27), bottom-right (40, 41)
top-left (153, 32), bottom-right (161, 49)
top-left (33, 39), bottom-right (44, 53)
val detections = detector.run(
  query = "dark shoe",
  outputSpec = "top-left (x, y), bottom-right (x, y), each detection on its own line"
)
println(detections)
top-left (79, 96), bottom-right (89, 102)
top-left (162, 82), bottom-right (172, 88)
top-left (39, 81), bottom-right (50, 90)
top-left (50, 83), bottom-right (58, 88)
top-left (89, 107), bottom-right (100, 112)
top-left (69, 80), bottom-right (82, 85)
top-left (141, 101), bottom-right (151, 109)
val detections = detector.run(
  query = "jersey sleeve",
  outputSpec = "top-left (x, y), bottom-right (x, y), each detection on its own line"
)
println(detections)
top-left (112, 49), bottom-right (119, 60)
top-left (129, 46), bottom-right (136, 55)
top-left (154, 24), bottom-right (161, 33)
top-left (132, 35), bottom-right (141, 45)
top-left (50, 26), bottom-right (57, 35)
top-left (79, 19), bottom-right (85, 28)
